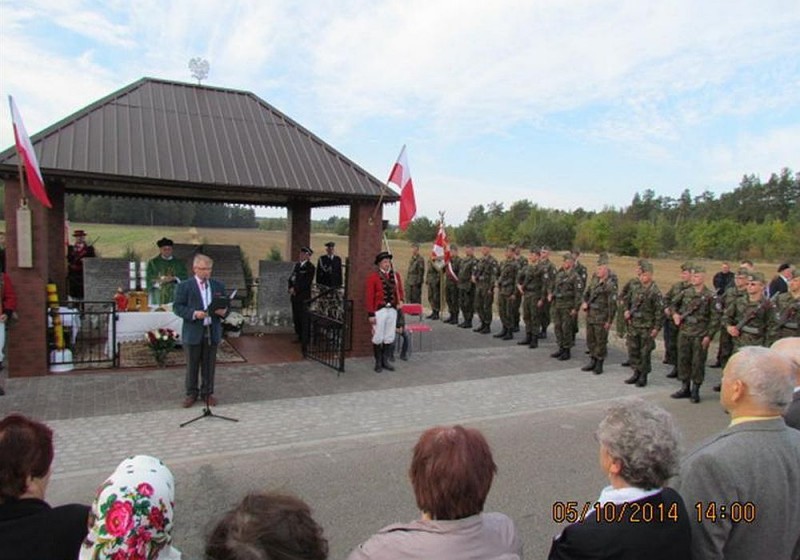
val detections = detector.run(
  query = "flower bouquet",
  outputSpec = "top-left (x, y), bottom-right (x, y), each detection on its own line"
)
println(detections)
top-left (145, 328), bottom-right (179, 366)
top-left (223, 311), bottom-right (245, 337)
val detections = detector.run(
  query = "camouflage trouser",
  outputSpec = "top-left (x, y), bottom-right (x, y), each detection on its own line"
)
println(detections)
top-left (732, 332), bottom-right (766, 352)
top-left (408, 284), bottom-right (422, 304)
top-left (498, 292), bottom-right (515, 329)
top-left (716, 328), bottom-right (733, 366)
top-left (663, 319), bottom-right (678, 365)
top-left (427, 282), bottom-right (440, 312)
top-left (586, 322), bottom-right (610, 359)
top-left (541, 299), bottom-right (552, 331)
top-left (553, 306), bottom-right (576, 349)
top-left (677, 332), bottom-right (708, 385)
top-left (513, 291), bottom-right (522, 327)
top-left (616, 307), bottom-right (628, 338)
top-left (475, 286), bottom-right (494, 326)
top-left (627, 329), bottom-right (656, 375)
top-left (522, 294), bottom-right (542, 335)
top-left (459, 286), bottom-right (476, 322)
top-left (446, 283), bottom-right (459, 319)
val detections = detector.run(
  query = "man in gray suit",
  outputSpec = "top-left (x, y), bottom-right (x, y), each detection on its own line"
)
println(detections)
top-left (676, 346), bottom-right (800, 560)
top-left (174, 254), bottom-right (228, 408)
top-left (772, 337), bottom-right (800, 429)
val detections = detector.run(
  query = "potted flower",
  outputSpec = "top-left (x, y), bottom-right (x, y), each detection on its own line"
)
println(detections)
top-left (145, 328), bottom-right (179, 366)
top-left (223, 311), bottom-right (245, 337)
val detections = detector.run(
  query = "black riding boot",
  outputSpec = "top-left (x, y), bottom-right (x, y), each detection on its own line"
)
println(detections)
top-left (624, 370), bottom-right (641, 384)
top-left (671, 381), bottom-right (691, 399)
top-left (382, 344), bottom-right (395, 371)
top-left (373, 344), bottom-right (383, 373)
top-left (593, 359), bottom-right (604, 375)
top-left (581, 358), bottom-right (597, 371)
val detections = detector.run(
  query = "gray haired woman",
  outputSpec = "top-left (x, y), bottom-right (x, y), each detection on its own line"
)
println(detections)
top-left (549, 398), bottom-right (691, 560)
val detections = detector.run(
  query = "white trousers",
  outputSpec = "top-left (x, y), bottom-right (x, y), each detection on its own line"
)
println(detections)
top-left (372, 307), bottom-right (397, 345)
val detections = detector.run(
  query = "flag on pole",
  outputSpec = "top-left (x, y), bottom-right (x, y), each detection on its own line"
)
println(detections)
top-left (387, 145), bottom-right (416, 231)
top-left (8, 96), bottom-right (51, 208)
top-left (432, 219), bottom-right (457, 281)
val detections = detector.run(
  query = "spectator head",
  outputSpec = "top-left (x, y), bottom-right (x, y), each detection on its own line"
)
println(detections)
top-left (80, 455), bottom-right (178, 560)
top-left (778, 263), bottom-right (792, 279)
top-left (409, 425), bottom-right (497, 520)
top-left (205, 491), bottom-right (328, 560)
top-left (771, 337), bottom-right (800, 387)
top-left (721, 346), bottom-right (795, 417)
top-left (0, 414), bottom-right (54, 502)
top-left (720, 262), bottom-right (730, 273)
top-left (596, 399), bottom-right (681, 490)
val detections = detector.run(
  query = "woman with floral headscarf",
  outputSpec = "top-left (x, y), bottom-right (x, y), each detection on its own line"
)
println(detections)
top-left (80, 455), bottom-right (181, 560)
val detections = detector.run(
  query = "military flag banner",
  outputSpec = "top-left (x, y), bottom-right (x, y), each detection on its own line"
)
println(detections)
top-left (388, 145), bottom-right (416, 231)
top-left (8, 95), bottom-right (52, 208)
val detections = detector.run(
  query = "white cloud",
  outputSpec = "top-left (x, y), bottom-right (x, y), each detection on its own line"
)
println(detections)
top-left (707, 125), bottom-right (800, 185)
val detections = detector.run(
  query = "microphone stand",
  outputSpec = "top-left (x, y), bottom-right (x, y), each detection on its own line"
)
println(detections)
top-left (180, 323), bottom-right (238, 427)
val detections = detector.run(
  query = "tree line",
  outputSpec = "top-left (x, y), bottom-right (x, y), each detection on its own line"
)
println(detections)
top-left (399, 168), bottom-right (799, 261)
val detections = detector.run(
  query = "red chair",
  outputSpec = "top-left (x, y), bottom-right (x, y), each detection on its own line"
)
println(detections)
top-left (401, 303), bottom-right (433, 353)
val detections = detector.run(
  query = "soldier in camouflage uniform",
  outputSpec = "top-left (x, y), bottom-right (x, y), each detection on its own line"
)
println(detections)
top-left (712, 267), bottom-right (749, 373)
top-left (537, 247), bottom-right (556, 339)
top-left (724, 271), bottom-right (774, 351)
top-left (472, 245), bottom-right (498, 334)
top-left (516, 248), bottom-right (542, 348)
top-left (444, 245), bottom-right (462, 324)
top-left (513, 245), bottom-right (528, 332)
top-left (494, 244), bottom-right (520, 340)
top-left (663, 262), bottom-right (693, 378)
top-left (548, 253), bottom-right (583, 360)
top-left (406, 243), bottom-right (425, 304)
top-left (426, 256), bottom-right (442, 320)
top-left (670, 265), bottom-right (718, 403)
top-left (457, 245), bottom-right (478, 328)
top-left (622, 261), bottom-right (662, 387)
top-left (616, 261), bottom-right (643, 366)
top-left (769, 268), bottom-right (800, 344)
top-left (572, 250), bottom-right (588, 337)
top-left (580, 254), bottom-right (617, 374)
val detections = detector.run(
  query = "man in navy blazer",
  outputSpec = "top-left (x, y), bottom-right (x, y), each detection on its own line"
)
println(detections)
top-left (173, 253), bottom-right (228, 408)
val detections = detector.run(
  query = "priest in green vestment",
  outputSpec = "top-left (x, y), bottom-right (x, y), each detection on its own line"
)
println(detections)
top-left (146, 237), bottom-right (188, 306)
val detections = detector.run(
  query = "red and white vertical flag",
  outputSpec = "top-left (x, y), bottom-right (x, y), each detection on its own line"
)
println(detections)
top-left (8, 96), bottom-right (51, 208)
top-left (432, 220), bottom-right (458, 281)
top-left (387, 145), bottom-right (416, 231)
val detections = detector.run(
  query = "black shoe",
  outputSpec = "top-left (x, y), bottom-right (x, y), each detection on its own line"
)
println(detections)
top-left (382, 344), bottom-right (395, 371)
top-left (518, 334), bottom-right (533, 346)
top-left (0, 385), bottom-right (5, 396)
top-left (551, 348), bottom-right (565, 358)
top-left (502, 331), bottom-right (514, 340)
top-left (593, 359), bottom-right (604, 375)
top-left (666, 367), bottom-right (678, 379)
top-left (460, 321), bottom-right (473, 329)
top-left (431, 312), bottom-right (440, 320)
top-left (671, 383), bottom-right (691, 399)
top-left (479, 325), bottom-right (491, 334)
top-left (624, 371), bottom-right (640, 384)
top-left (690, 383), bottom-right (701, 403)
top-left (621, 360), bottom-right (631, 367)
top-left (709, 361), bottom-right (722, 369)
top-left (581, 358), bottom-right (597, 371)
top-left (493, 328), bottom-right (508, 338)
top-left (713, 384), bottom-right (721, 392)
top-left (528, 337), bottom-right (539, 349)
top-left (558, 348), bottom-right (571, 361)
top-left (635, 372), bottom-right (648, 387)
top-left (373, 344), bottom-right (383, 373)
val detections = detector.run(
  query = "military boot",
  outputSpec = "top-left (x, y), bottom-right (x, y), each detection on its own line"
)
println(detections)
top-left (581, 358), bottom-right (597, 371)
top-left (624, 370), bottom-right (641, 384)
top-left (593, 359), bottom-right (604, 375)
top-left (517, 333), bottom-right (533, 346)
top-left (493, 328), bottom-right (508, 338)
top-left (473, 323), bottom-right (484, 332)
top-left (558, 348), bottom-right (571, 361)
top-left (382, 344), bottom-right (395, 371)
top-left (479, 324), bottom-right (492, 334)
top-left (671, 381), bottom-right (691, 399)
top-left (551, 348), bottom-right (565, 358)
top-left (528, 336), bottom-right (539, 349)
top-left (538, 327), bottom-right (548, 339)
top-left (502, 329), bottom-right (514, 340)
top-left (460, 320), bottom-right (473, 329)
top-left (373, 344), bottom-right (383, 373)
top-left (690, 383), bottom-right (701, 403)
top-left (635, 372), bottom-right (648, 387)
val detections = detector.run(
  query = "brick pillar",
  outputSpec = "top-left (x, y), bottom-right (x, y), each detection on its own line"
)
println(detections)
top-left (347, 202), bottom-right (384, 357)
top-left (4, 179), bottom-right (66, 377)
top-left (286, 202), bottom-right (311, 260)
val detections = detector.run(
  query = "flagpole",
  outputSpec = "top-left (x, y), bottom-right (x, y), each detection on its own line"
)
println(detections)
top-left (371, 144), bottom-right (407, 227)
top-left (439, 211), bottom-right (446, 320)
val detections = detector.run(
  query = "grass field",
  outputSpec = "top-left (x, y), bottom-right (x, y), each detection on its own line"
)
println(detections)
top-left (2, 221), bottom-right (782, 293)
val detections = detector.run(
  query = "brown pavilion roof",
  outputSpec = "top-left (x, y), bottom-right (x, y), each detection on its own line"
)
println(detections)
top-left (0, 77), bottom-right (398, 207)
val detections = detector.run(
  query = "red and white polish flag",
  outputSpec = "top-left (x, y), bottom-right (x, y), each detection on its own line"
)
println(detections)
top-left (8, 96), bottom-right (52, 208)
top-left (387, 145), bottom-right (416, 231)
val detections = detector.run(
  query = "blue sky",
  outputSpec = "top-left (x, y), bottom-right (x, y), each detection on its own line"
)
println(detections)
top-left (1, 0), bottom-right (799, 225)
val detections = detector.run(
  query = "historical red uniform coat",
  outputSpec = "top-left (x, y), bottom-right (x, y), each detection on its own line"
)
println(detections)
top-left (366, 269), bottom-right (405, 316)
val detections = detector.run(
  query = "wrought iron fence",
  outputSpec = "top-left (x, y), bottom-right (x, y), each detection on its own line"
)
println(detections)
top-left (46, 302), bottom-right (117, 371)
top-left (303, 287), bottom-right (352, 374)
